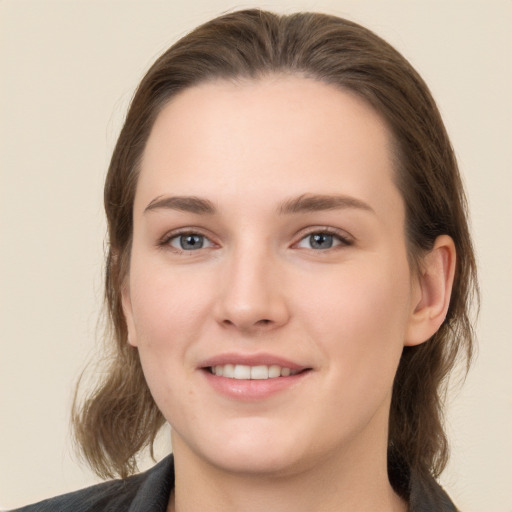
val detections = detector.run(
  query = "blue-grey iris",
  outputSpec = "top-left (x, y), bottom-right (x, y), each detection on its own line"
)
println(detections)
top-left (180, 234), bottom-right (204, 250)
top-left (310, 233), bottom-right (333, 249)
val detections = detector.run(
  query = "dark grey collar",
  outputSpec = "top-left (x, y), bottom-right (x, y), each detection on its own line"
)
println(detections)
top-left (133, 454), bottom-right (458, 512)
top-left (12, 454), bottom-right (458, 511)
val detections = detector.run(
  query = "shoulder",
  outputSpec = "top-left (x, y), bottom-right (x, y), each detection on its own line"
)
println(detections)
top-left (10, 455), bottom-right (174, 512)
top-left (409, 470), bottom-right (459, 512)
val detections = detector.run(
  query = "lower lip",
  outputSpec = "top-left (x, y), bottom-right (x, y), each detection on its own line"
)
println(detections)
top-left (202, 369), bottom-right (310, 400)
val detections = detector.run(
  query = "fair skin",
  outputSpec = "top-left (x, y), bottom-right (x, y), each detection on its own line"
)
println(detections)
top-left (122, 76), bottom-right (455, 512)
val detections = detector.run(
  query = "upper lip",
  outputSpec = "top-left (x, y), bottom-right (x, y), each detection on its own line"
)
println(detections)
top-left (198, 352), bottom-right (309, 371)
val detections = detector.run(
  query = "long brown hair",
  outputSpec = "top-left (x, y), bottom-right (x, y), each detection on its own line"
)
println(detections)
top-left (73, 9), bottom-right (478, 483)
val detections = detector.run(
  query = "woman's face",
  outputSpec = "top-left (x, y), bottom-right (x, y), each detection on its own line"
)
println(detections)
top-left (123, 77), bottom-right (423, 476)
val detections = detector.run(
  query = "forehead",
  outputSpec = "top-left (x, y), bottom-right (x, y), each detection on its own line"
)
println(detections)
top-left (136, 76), bottom-right (400, 219)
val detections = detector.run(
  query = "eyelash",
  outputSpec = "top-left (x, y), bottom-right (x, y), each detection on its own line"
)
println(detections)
top-left (159, 227), bottom-right (353, 254)
top-left (158, 229), bottom-right (216, 254)
top-left (294, 227), bottom-right (353, 251)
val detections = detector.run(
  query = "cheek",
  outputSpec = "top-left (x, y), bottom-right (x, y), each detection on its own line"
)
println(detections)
top-left (128, 257), bottom-right (214, 347)
top-left (296, 259), bottom-right (412, 383)
top-left (127, 257), bottom-right (215, 422)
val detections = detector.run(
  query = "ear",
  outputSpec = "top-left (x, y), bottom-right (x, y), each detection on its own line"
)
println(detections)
top-left (405, 235), bottom-right (456, 346)
top-left (121, 282), bottom-right (138, 347)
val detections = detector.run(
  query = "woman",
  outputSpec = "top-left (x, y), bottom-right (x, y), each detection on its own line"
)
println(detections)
top-left (13, 8), bottom-right (477, 512)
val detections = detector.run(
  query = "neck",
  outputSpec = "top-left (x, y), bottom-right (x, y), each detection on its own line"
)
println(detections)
top-left (168, 426), bottom-right (407, 512)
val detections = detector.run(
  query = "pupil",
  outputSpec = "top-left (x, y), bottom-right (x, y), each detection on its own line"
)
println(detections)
top-left (180, 234), bottom-right (203, 250)
top-left (311, 233), bottom-right (333, 249)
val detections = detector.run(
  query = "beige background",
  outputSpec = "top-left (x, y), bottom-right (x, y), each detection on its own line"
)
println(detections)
top-left (1, 1), bottom-right (511, 510)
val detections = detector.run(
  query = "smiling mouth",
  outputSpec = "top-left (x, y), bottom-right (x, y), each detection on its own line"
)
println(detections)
top-left (208, 364), bottom-right (306, 380)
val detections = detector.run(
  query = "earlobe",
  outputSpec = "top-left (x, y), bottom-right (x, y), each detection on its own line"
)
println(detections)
top-left (121, 283), bottom-right (138, 347)
top-left (405, 235), bottom-right (456, 347)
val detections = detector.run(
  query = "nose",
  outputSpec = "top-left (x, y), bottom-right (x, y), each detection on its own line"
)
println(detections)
top-left (214, 244), bottom-right (290, 334)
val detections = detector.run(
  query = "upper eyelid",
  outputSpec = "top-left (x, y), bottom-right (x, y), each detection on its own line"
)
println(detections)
top-left (159, 227), bottom-right (216, 244)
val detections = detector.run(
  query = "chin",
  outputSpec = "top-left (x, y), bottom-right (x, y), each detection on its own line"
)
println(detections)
top-left (206, 446), bottom-right (305, 477)
top-left (173, 421), bottom-right (311, 477)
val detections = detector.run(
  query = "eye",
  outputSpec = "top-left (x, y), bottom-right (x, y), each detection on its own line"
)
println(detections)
top-left (296, 231), bottom-right (350, 250)
top-left (168, 233), bottom-right (215, 251)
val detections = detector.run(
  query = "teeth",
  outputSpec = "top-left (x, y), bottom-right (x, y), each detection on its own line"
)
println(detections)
top-left (233, 365), bottom-right (251, 379)
top-left (222, 364), bottom-right (234, 378)
top-left (211, 364), bottom-right (300, 380)
top-left (268, 365), bottom-right (281, 378)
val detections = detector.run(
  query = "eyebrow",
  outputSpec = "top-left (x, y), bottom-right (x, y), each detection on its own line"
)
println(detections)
top-left (144, 193), bottom-right (374, 216)
top-left (278, 193), bottom-right (375, 215)
top-left (144, 195), bottom-right (216, 215)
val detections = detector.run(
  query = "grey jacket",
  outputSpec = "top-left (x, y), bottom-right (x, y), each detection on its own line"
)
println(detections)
top-left (11, 455), bottom-right (458, 511)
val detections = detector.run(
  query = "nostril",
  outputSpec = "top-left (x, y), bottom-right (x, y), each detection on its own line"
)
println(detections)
top-left (220, 318), bottom-right (274, 331)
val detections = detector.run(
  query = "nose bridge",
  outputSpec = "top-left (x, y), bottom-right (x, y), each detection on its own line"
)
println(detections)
top-left (215, 236), bottom-right (288, 331)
